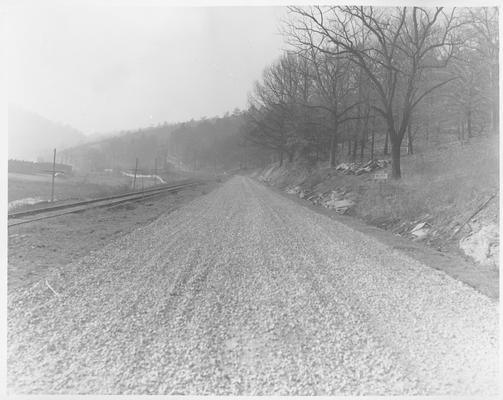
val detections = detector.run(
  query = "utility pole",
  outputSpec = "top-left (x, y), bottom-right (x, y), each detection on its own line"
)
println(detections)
top-left (154, 157), bottom-right (157, 186)
top-left (133, 157), bottom-right (138, 190)
top-left (51, 148), bottom-right (56, 202)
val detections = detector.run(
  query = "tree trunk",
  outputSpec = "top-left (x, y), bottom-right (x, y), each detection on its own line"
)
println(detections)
top-left (370, 124), bottom-right (375, 161)
top-left (279, 150), bottom-right (283, 167)
top-left (329, 123), bottom-right (338, 167)
top-left (352, 138), bottom-right (357, 160)
top-left (391, 140), bottom-right (401, 179)
top-left (489, 65), bottom-right (499, 135)
top-left (361, 107), bottom-right (370, 160)
top-left (467, 109), bottom-right (472, 138)
top-left (407, 122), bottom-right (413, 155)
top-left (347, 138), bottom-right (352, 156)
top-left (384, 130), bottom-right (389, 155)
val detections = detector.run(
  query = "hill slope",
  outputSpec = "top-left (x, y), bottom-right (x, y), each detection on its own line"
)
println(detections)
top-left (256, 136), bottom-right (499, 271)
top-left (8, 104), bottom-right (86, 162)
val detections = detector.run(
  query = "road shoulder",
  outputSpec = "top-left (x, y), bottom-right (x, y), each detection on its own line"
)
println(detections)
top-left (261, 179), bottom-right (499, 300)
top-left (8, 180), bottom-right (221, 293)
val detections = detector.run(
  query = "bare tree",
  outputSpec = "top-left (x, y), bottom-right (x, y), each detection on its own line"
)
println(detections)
top-left (287, 6), bottom-right (460, 178)
top-left (243, 104), bottom-right (291, 166)
top-left (446, 51), bottom-right (487, 139)
top-left (466, 7), bottom-right (499, 135)
top-left (245, 53), bottom-right (317, 164)
top-left (303, 48), bottom-right (362, 166)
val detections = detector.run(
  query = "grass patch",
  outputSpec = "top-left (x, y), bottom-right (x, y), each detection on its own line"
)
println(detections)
top-left (264, 135), bottom-right (498, 252)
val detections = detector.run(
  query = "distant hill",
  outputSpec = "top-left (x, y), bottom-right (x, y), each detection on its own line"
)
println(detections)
top-left (60, 122), bottom-right (181, 172)
top-left (59, 111), bottom-right (269, 173)
top-left (8, 104), bottom-right (87, 162)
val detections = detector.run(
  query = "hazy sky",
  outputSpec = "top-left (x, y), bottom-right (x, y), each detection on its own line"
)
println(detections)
top-left (7, 6), bottom-right (287, 134)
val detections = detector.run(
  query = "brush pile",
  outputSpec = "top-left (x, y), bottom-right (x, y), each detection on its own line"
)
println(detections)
top-left (335, 159), bottom-right (388, 175)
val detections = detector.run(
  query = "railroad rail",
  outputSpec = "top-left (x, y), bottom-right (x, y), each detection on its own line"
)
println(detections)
top-left (8, 180), bottom-right (201, 227)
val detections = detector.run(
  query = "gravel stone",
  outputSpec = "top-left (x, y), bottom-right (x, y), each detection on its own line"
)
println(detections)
top-left (7, 176), bottom-right (499, 395)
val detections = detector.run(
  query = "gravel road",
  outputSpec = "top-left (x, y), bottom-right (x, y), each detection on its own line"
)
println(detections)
top-left (8, 176), bottom-right (499, 395)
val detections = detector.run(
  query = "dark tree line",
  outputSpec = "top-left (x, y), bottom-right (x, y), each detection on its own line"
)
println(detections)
top-left (168, 110), bottom-right (271, 171)
top-left (60, 123), bottom-right (179, 173)
top-left (60, 111), bottom-right (271, 173)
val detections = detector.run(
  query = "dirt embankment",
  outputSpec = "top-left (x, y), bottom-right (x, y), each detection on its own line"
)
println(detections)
top-left (252, 136), bottom-right (499, 278)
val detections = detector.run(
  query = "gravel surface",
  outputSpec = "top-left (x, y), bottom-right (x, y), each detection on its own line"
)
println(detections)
top-left (8, 176), bottom-right (498, 395)
top-left (8, 183), bottom-right (215, 291)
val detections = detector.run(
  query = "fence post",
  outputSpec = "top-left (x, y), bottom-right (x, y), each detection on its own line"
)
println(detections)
top-left (51, 148), bottom-right (56, 202)
top-left (154, 158), bottom-right (157, 186)
top-left (133, 158), bottom-right (138, 190)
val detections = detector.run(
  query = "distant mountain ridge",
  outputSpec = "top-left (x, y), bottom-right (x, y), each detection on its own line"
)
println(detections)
top-left (59, 110), bottom-right (271, 173)
top-left (8, 104), bottom-right (87, 162)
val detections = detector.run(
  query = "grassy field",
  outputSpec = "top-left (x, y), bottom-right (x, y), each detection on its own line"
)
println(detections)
top-left (336, 138), bottom-right (497, 227)
top-left (8, 170), bottom-right (192, 211)
top-left (8, 174), bottom-right (130, 208)
top-left (9, 173), bottom-right (129, 203)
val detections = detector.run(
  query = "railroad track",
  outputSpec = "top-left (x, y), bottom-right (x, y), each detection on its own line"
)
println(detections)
top-left (8, 180), bottom-right (201, 227)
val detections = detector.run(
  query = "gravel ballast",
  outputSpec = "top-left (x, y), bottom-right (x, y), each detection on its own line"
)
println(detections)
top-left (8, 176), bottom-right (499, 395)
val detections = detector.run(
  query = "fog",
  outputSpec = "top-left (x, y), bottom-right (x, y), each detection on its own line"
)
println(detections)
top-left (7, 5), bottom-right (287, 134)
